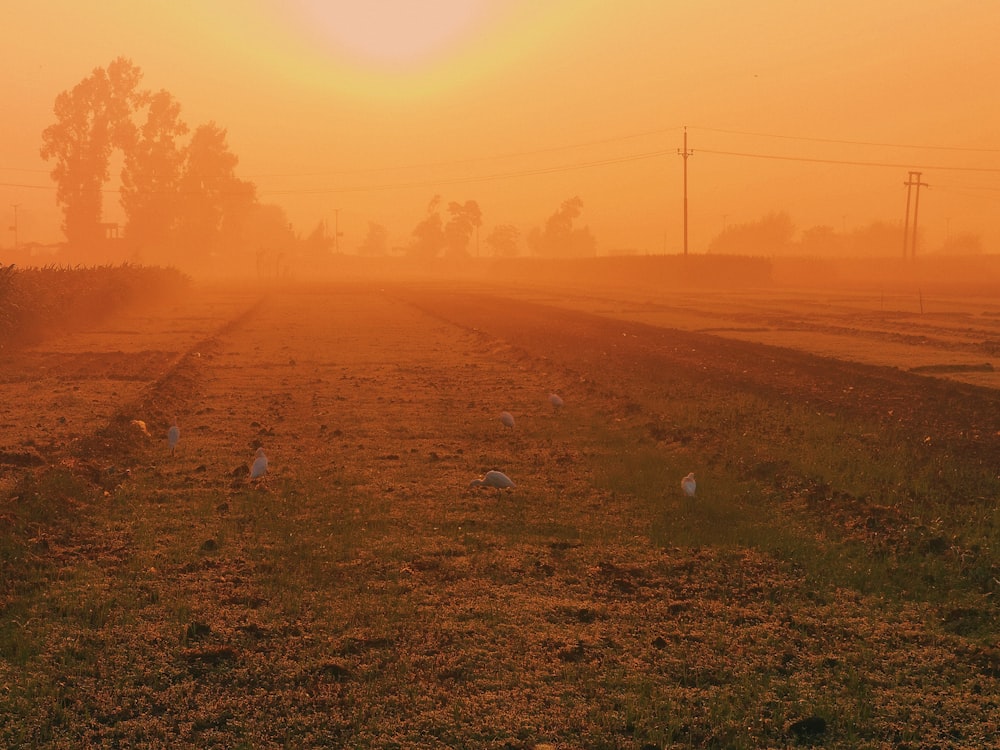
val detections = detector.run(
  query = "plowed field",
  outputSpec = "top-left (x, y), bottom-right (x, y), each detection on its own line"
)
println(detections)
top-left (2, 281), bottom-right (998, 748)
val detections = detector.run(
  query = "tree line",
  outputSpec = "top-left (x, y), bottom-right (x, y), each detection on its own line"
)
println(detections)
top-left (707, 212), bottom-right (984, 257)
top-left (40, 57), bottom-right (600, 267)
top-left (40, 57), bottom-right (293, 265)
top-left (357, 195), bottom-right (596, 259)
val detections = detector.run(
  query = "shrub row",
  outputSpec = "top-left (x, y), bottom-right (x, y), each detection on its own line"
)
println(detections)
top-left (0, 263), bottom-right (189, 348)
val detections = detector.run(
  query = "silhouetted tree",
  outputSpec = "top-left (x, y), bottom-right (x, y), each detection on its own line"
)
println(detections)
top-left (240, 203), bottom-right (294, 251)
top-left (937, 231), bottom-right (983, 256)
top-left (120, 89), bottom-right (189, 251)
top-left (444, 200), bottom-right (482, 257)
top-left (301, 221), bottom-right (334, 256)
top-left (528, 196), bottom-right (596, 257)
top-left (408, 195), bottom-right (446, 258)
top-left (707, 212), bottom-right (795, 255)
top-left (485, 224), bottom-right (520, 257)
top-left (174, 122), bottom-right (256, 259)
top-left (358, 222), bottom-right (389, 256)
top-left (843, 221), bottom-right (901, 257)
top-left (40, 58), bottom-right (268, 267)
top-left (798, 225), bottom-right (844, 256)
top-left (40, 57), bottom-right (144, 248)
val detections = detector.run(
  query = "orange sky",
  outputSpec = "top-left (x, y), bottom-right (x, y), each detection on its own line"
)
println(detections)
top-left (3, 0), bottom-right (998, 256)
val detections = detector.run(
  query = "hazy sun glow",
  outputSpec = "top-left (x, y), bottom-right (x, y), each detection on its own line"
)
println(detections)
top-left (287, 0), bottom-right (501, 70)
top-left (3, 1), bottom-right (999, 258)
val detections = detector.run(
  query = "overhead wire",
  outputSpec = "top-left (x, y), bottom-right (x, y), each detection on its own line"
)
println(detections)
top-left (690, 126), bottom-right (1000, 154)
top-left (249, 125), bottom-right (685, 179)
top-left (4, 125), bottom-right (998, 196)
top-left (696, 149), bottom-right (1000, 174)
top-left (258, 149), bottom-right (677, 195)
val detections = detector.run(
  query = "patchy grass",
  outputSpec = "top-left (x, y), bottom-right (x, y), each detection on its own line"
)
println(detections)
top-left (2, 283), bottom-right (1000, 747)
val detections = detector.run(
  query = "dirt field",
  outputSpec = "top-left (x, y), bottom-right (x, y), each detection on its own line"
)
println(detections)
top-left (2, 279), bottom-right (999, 748)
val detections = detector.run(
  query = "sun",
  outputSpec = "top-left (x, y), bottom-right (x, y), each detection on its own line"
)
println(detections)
top-left (287, 0), bottom-right (502, 71)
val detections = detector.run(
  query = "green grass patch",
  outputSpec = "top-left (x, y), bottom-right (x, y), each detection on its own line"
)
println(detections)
top-left (591, 391), bottom-right (1000, 623)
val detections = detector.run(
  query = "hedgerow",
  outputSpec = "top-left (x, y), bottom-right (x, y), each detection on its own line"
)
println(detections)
top-left (0, 263), bottom-right (189, 347)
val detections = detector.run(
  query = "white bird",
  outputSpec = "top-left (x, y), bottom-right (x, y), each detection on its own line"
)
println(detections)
top-left (167, 423), bottom-right (180, 455)
top-left (250, 447), bottom-right (268, 480)
top-left (468, 470), bottom-right (515, 491)
top-left (500, 411), bottom-right (515, 429)
top-left (681, 472), bottom-right (696, 497)
top-left (549, 393), bottom-right (564, 410)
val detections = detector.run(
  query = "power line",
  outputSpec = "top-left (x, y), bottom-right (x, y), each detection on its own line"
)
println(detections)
top-left (248, 126), bottom-right (686, 179)
top-left (2, 148), bottom-right (675, 196)
top-left (5, 134), bottom-right (999, 197)
top-left (250, 125), bottom-right (998, 178)
top-left (697, 148), bottom-right (1000, 173)
top-left (258, 149), bottom-right (677, 195)
top-left (691, 126), bottom-right (1000, 154)
top-left (0, 181), bottom-right (52, 190)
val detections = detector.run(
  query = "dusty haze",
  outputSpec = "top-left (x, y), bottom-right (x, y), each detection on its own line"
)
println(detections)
top-left (2, 1), bottom-right (998, 264)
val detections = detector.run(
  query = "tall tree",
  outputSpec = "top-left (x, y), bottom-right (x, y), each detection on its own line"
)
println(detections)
top-left (444, 200), bottom-right (482, 257)
top-left (175, 122), bottom-right (255, 257)
top-left (485, 224), bottom-right (520, 257)
top-left (358, 222), bottom-right (389, 256)
top-left (528, 196), bottom-right (595, 257)
top-left (120, 89), bottom-right (188, 250)
top-left (302, 220), bottom-right (334, 256)
top-left (40, 57), bottom-right (144, 248)
top-left (408, 195), bottom-right (445, 258)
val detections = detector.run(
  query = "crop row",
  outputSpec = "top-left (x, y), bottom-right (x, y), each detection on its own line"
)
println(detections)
top-left (0, 263), bottom-right (189, 348)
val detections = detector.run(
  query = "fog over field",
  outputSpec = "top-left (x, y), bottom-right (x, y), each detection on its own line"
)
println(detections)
top-left (2, 2), bottom-right (998, 268)
top-left (3, 3), bottom-right (1000, 747)
top-left (3, 273), bottom-right (1000, 746)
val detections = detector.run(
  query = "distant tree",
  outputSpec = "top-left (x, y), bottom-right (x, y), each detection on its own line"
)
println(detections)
top-left (936, 231), bottom-right (983, 256)
top-left (408, 195), bottom-right (446, 258)
top-left (485, 224), bottom-right (520, 257)
top-left (174, 122), bottom-right (256, 258)
top-left (528, 196), bottom-right (596, 257)
top-left (798, 225), bottom-right (844, 256)
top-left (707, 212), bottom-right (795, 255)
top-left (843, 221), bottom-right (902, 257)
top-left (40, 57), bottom-right (144, 248)
top-left (358, 222), bottom-right (389, 256)
top-left (444, 200), bottom-right (482, 257)
top-left (240, 203), bottom-right (294, 250)
top-left (247, 204), bottom-right (297, 276)
top-left (120, 89), bottom-right (189, 250)
top-left (302, 220), bottom-right (334, 256)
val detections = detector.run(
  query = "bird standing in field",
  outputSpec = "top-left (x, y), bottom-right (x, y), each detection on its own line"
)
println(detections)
top-left (250, 447), bottom-right (268, 481)
top-left (681, 472), bottom-right (696, 497)
top-left (469, 470), bottom-right (515, 495)
top-left (500, 411), bottom-right (515, 429)
top-left (167, 423), bottom-right (180, 455)
top-left (549, 393), bottom-right (564, 410)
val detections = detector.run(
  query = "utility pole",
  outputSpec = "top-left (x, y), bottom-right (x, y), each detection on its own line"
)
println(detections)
top-left (333, 208), bottom-right (344, 254)
top-left (9, 204), bottom-right (18, 250)
top-left (902, 171), bottom-right (928, 260)
top-left (678, 126), bottom-right (693, 256)
top-left (910, 173), bottom-right (927, 260)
